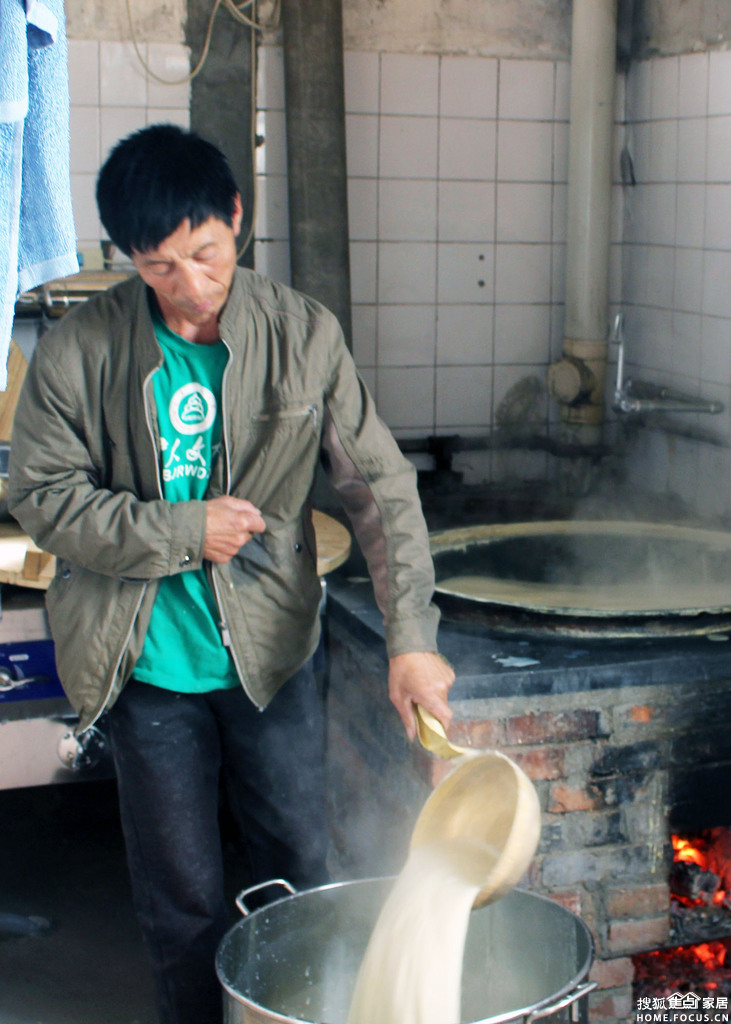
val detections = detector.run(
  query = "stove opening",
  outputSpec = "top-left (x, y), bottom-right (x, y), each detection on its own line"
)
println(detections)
top-left (633, 831), bottom-right (731, 1005)
top-left (670, 831), bottom-right (731, 944)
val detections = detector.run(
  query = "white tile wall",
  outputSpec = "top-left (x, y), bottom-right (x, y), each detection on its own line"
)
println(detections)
top-left (440, 57), bottom-right (498, 119)
top-left (438, 182), bottom-right (495, 241)
top-left (436, 305), bottom-right (493, 365)
top-left (64, 37), bottom-right (731, 506)
top-left (379, 117), bottom-right (439, 178)
top-left (621, 50), bottom-right (731, 520)
top-left (378, 242), bottom-right (437, 304)
top-left (499, 60), bottom-right (556, 121)
top-left (380, 54), bottom-right (439, 116)
top-left (377, 366), bottom-right (435, 430)
top-left (439, 119), bottom-right (496, 179)
top-left (436, 365), bottom-right (493, 428)
top-left (677, 53), bottom-right (708, 118)
top-left (378, 180), bottom-right (437, 240)
top-left (378, 305), bottom-right (436, 366)
top-left (67, 39), bottom-right (190, 260)
top-left (496, 121), bottom-right (554, 181)
top-left (256, 45), bottom-right (570, 450)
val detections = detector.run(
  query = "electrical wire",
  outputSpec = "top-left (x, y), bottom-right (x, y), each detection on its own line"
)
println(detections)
top-left (236, 21), bottom-right (259, 260)
top-left (124, 0), bottom-right (280, 85)
top-left (123, 0), bottom-right (281, 260)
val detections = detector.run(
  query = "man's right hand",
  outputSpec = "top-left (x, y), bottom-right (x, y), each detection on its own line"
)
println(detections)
top-left (204, 495), bottom-right (266, 563)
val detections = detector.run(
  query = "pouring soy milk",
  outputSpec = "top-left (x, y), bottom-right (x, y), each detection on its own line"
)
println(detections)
top-left (347, 708), bottom-right (541, 1024)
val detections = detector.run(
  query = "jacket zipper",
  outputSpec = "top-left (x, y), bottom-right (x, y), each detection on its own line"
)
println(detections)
top-left (213, 336), bottom-right (257, 705)
top-left (209, 567), bottom-right (257, 705)
top-left (81, 584), bottom-right (147, 734)
top-left (142, 366), bottom-right (165, 498)
top-left (254, 404), bottom-right (318, 429)
top-left (80, 366), bottom-right (161, 732)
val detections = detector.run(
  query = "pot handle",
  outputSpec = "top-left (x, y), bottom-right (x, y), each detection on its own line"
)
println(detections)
top-left (235, 879), bottom-right (296, 916)
top-left (525, 981), bottom-right (597, 1022)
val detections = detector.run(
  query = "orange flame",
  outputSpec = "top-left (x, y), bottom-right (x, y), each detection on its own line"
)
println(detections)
top-left (671, 834), bottom-right (728, 905)
top-left (673, 835), bottom-right (706, 869)
top-left (693, 943), bottom-right (726, 970)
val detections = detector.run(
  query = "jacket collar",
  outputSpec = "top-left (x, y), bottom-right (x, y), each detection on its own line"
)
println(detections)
top-left (127, 276), bottom-right (165, 373)
top-left (218, 267), bottom-right (255, 347)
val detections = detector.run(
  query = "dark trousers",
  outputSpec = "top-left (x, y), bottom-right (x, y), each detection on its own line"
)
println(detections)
top-left (106, 661), bottom-right (329, 1024)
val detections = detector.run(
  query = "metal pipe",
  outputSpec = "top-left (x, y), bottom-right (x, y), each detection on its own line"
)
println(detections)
top-left (550, 0), bottom-right (619, 435)
top-left (565, 0), bottom-right (618, 348)
top-left (613, 389), bottom-right (725, 416)
top-left (280, 0), bottom-right (353, 347)
top-left (611, 312), bottom-right (724, 415)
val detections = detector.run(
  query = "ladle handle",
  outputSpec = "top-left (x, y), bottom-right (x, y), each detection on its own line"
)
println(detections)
top-left (415, 705), bottom-right (470, 759)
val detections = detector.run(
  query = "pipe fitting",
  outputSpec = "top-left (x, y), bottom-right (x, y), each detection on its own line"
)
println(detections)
top-left (547, 355), bottom-right (595, 406)
top-left (548, 338), bottom-right (608, 425)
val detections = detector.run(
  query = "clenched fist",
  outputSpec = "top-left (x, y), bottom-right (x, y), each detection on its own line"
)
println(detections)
top-left (204, 495), bottom-right (266, 563)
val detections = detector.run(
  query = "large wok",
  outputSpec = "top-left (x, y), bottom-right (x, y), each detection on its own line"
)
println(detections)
top-left (429, 520), bottom-right (731, 639)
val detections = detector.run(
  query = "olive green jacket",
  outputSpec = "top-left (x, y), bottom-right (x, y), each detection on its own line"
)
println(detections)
top-left (8, 270), bottom-right (439, 731)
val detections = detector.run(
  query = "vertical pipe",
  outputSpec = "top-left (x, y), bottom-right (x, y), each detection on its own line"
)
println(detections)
top-left (561, 0), bottom-right (618, 432)
top-left (186, 2), bottom-right (254, 268)
top-left (281, 0), bottom-right (353, 347)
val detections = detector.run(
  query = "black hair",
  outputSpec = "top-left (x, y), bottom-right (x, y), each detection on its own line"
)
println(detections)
top-left (96, 124), bottom-right (239, 256)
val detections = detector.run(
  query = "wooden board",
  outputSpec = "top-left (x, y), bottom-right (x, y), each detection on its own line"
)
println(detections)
top-left (0, 341), bottom-right (28, 442)
top-left (0, 523), bottom-right (54, 589)
top-left (312, 509), bottom-right (351, 576)
top-left (0, 511), bottom-right (351, 590)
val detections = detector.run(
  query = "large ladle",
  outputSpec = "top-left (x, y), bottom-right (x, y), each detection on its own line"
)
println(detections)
top-left (412, 706), bottom-right (541, 906)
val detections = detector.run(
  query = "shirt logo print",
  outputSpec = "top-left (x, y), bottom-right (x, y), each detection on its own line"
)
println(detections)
top-left (161, 434), bottom-right (210, 481)
top-left (169, 383), bottom-right (217, 435)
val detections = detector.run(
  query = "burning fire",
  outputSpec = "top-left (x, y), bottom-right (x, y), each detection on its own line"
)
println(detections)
top-left (674, 836), bottom-right (706, 869)
top-left (633, 833), bottom-right (731, 1000)
top-left (671, 834), bottom-right (728, 907)
top-left (634, 941), bottom-right (729, 999)
top-left (694, 943), bottom-right (727, 971)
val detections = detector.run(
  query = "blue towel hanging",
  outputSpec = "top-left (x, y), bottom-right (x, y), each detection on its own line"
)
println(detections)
top-left (0, 0), bottom-right (79, 390)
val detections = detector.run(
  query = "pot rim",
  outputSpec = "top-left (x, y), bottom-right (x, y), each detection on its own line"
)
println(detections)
top-left (430, 519), bottom-right (731, 623)
top-left (216, 878), bottom-right (595, 1024)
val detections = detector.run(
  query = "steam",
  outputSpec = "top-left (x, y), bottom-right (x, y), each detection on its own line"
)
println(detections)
top-left (433, 518), bottom-right (731, 615)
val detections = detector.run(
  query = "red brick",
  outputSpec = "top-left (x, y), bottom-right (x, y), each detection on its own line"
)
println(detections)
top-left (629, 704), bottom-right (655, 723)
top-left (547, 889), bottom-right (583, 915)
top-left (589, 956), bottom-right (635, 990)
top-left (549, 782), bottom-right (601, 812)
top-left (589, 988), bottom-right (633, 1023)
top-left (429, 759), bottom-right (453, 787)
top-left (510, 746), bottom-right (565, 780)
top-left (608, 916), bottom-right (669, 955)
top-left (449, 718), bottom-right (503, 749)
top-left (607, 884), bottom-right (670, 919)
top-left (505, 710), bottom-right (599, 745)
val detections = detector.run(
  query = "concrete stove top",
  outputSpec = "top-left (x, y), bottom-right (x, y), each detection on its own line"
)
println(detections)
top-left (325, 566), bottom-right (731, 700)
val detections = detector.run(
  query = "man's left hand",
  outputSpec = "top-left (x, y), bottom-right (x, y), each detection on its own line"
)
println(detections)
top-left (388, 651), bottom-right (455, 742)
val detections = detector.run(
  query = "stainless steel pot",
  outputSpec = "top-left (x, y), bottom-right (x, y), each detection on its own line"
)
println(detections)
top-left (216, 878), bottom-right (595, 1024)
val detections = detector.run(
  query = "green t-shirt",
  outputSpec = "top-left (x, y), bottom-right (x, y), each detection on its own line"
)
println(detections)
top-left (133, 310), bottom-right (239, 693)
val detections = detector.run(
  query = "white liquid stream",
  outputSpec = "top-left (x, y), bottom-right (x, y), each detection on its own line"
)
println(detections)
top-left (347, 839), bottom-right (499, 1024)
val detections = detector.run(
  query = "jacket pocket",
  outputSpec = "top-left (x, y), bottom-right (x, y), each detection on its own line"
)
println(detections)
top-left (253, 404), bottom-right (319, 428)
top-left (236, 403), bottom-right (322, 521)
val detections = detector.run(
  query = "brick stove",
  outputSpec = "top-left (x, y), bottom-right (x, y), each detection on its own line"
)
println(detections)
top-left (324, 552), bottom-right (731, 1023)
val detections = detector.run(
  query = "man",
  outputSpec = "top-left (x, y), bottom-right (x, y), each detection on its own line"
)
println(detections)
top-left (8, 124), bottom-right (454, 1024)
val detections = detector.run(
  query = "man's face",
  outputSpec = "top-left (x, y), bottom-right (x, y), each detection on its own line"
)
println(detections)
top-left (131, 194), bottom-right (244, 343)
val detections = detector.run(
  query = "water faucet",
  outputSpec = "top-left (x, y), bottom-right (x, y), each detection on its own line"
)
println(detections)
top-left (610, 312), bottom-right (724, 416)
